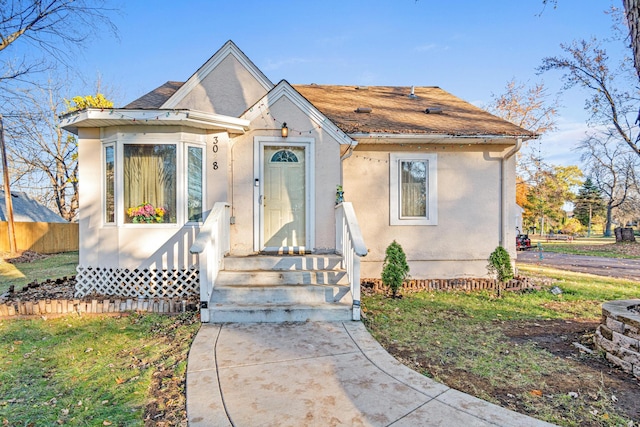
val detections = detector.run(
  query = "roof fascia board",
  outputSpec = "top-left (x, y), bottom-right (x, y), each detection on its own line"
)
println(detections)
top-left (349, 133), bottom-right (534, 144)
top-left (60, 108), bottom-right (250, 133)
top-left (161, 40), bottom-right (274, 109)
top-left (242, 81), bottom-right (355, 145)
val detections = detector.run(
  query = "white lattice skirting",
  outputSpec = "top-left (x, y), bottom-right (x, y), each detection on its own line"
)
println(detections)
top-left (75, 266), bottom-right (199, 298)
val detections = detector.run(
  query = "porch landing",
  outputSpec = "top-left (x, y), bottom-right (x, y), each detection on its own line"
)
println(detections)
top-left (202, 255), bottom-right (353, 322)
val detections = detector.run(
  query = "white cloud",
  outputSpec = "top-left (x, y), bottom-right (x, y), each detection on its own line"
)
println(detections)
top-left (262, 57), bottom-right (313, 71)
top-left (414, 43), bottom-right (448, 52)
top-left (534, 119), bottom-right (591, 167)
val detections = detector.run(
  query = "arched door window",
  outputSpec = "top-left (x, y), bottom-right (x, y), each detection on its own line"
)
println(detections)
top-left (270, 150), bottom-right (299, 163)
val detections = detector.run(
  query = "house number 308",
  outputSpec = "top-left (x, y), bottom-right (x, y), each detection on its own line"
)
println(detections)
top-left (212, 136), bottom-right (219, 170)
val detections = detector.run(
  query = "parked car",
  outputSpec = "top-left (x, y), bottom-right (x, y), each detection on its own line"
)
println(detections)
top-left (516, 234), bottom-right (531, 251)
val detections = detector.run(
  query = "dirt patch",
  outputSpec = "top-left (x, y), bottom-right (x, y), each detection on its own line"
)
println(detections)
top-left (384, 319), bottom-right (640, 425)
top-left (0, 277), bottom-right (78, 302)
top-left (2, 250), bottom-right (50, 264)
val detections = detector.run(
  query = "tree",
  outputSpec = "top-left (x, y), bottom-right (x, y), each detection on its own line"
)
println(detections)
top-left (488, 79), bottom-right (559, 183)
top-left (579, 136), bottom-right (638, 236)
top-left (539, 38), bottom-right (639, 158)
top-left (573, 177), bottom-right (606, 235)
top-left (381, 241), bottom-right (409, 298)
top-left (622, 0), bottom-right (640, 78)
top-left (6, 86), bottom-right (113, 221)
top-left (542, 1), bottom-right (640, 80)
top-left (0, 0), bottom-right (117, 91)
top-left (522, 165), bottom-right (582, 234)
top-left (488, 79), bottom-right (559, 137)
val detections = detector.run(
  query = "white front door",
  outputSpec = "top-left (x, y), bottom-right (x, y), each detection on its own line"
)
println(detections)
top-left (255, 139), bottom-right (314, 253)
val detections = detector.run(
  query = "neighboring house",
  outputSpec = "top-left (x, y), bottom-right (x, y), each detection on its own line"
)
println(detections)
top-left (0, 191), bottom-right (67, 223)
top-left (60, 40), bottom-right (533, 322)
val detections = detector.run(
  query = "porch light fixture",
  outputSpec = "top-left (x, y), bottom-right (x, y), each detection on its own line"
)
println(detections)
top-left (281, 122), bottom-right (289, 138)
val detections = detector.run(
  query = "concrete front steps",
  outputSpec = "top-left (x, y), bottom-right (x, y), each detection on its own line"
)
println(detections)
top-left (204, 255), bottom-right (353, 323)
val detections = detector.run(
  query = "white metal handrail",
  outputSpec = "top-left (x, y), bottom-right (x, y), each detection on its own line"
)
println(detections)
top-left (335, 202), bottom-right (367, 321)
top-left (189, 202), bottom-right (230, 322)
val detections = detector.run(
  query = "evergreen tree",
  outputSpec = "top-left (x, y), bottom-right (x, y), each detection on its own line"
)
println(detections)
top-left (573, 178), bottom-right (606, 228)
top-left (381, 241), bottom-right (409, 298)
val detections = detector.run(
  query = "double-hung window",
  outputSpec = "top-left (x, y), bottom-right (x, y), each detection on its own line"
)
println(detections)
top-left (390, 153), bottom-right (437, 225)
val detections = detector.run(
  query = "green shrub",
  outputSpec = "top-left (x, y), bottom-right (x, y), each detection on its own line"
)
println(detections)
top-left (487, 246), bottom-right (514, 283)
top-left (381, 240), bottom-right (410, 297)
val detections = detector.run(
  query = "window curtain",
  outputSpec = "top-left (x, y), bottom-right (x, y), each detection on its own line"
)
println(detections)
top-left (401, 160), bottom-right (427, 217)
top-left (124, 144), bottom-right (176, 223)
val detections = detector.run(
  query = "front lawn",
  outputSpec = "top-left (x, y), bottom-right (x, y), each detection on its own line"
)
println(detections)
top-left (362, 266), bottom-right (640, 426)
top-left (0, 312), bottom-right (199, 426)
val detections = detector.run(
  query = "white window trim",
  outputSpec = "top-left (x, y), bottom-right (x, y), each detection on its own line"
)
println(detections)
top-left (117, 141), bottom-right (180, 227)
top-left (390, 152), bottom-right (438, 226)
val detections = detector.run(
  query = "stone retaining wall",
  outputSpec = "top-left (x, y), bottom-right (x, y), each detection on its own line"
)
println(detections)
top-left (594, 299), bottom-right (640, 379)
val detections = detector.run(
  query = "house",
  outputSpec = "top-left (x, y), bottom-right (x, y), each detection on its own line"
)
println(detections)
top-left (0, 191), bottom-right (68, 223)
top-left (60, 40), bottom-right (533, 322)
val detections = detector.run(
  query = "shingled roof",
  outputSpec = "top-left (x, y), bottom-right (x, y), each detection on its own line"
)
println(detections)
top-left (121, 81), bottom-right (533, 138)
top-left (293, 85), bottom-right (533, 137)
top-left (125, 81), bottom-right (184, 109)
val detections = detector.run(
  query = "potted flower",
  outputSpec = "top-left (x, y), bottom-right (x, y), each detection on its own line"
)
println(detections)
top-left (127, 202), bottom-right (166, 223)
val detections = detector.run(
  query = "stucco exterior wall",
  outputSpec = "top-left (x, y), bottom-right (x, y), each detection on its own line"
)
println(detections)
top-left (77, 126), bottom-right (230, 270)
top-left (344, 142), bottom-right (517, 279)
top-left (229, 96), bottom-right (343, 254)
top-left (174, 54), bottom-right (268, 117)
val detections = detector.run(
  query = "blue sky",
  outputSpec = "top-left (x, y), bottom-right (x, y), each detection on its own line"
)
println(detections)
top-left (72, 0), bottom-right (627, 167)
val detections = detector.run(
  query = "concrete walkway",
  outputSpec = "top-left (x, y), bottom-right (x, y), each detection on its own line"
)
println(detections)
top-left (187, 321), bottom-right (555, 427)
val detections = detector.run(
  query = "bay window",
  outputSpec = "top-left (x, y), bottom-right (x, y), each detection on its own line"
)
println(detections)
top-left (102, 136), bottom-right (206, 225)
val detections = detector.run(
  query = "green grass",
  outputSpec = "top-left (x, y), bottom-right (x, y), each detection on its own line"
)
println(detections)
top-left (0, 312), bottom-right (199, 426)
top-left (362, 268), bottom-right (640, 426)
top-left (0, 251), bottom-right (78, 294)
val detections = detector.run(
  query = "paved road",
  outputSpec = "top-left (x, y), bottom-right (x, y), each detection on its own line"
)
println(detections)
top-left (517, 250), bottom-right (640, 281)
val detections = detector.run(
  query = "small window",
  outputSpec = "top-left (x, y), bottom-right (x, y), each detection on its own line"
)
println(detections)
top-left (390, 153), bottom-right (437, 226)
top-left (104, 145), bottom-right (115, 224)
top-left (271, 150), bottom-right (299, 163)
top-left (187, 146), bottom-right (204, 222)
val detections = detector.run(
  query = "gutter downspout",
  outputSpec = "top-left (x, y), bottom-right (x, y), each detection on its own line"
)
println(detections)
top-left (500, 138), bottom-right (523, 252)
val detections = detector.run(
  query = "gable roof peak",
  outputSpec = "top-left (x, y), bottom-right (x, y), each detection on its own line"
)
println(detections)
top-left (161, 40), bottom-right (273, 109)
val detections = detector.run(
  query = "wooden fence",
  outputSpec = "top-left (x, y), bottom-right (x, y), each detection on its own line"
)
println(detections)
top-left (0, 221), bottom-right (78, 253)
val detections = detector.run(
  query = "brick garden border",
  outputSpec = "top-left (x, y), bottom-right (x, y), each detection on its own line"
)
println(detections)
top-left (1, 276), bottom-right (542, 319)
top-left (362, 276), bottom-right (541, 294)
top-left (0, 298), bottom-right (198, 319)
top-left (594, 299), bottom-right (640, 380)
